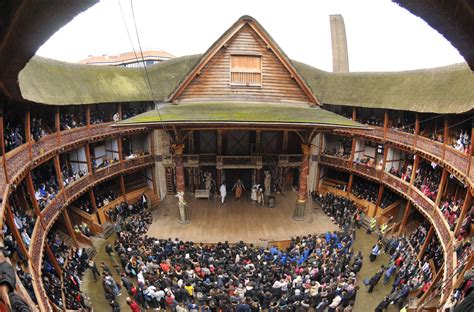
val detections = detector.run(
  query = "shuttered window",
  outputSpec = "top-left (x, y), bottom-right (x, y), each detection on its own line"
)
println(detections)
top-left (230, 55), bottom-right (262, 86)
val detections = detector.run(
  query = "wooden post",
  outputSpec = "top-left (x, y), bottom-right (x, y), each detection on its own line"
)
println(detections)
top-left (374, 184), bottom-right (384, 217)
top-left (173, 143), bottom-right (189, 223)
top-left (414, 113), bottom-right (420, 147)
top-left (417, 266), bottom-right (444, 310)
top-left (62, 209), bottom-right (78, 247)
top-left (349, 138), bottom-right (356, 166)
top-left (89, 189), bottom-right (97, 213)
top-left (282, 131), bottom-right (288, 154)
top-left (417, 226), bottom-right (434, 261)
top-left (0, 102), bottom-right (9, 183)
top-left (44, 244), bottom-right (62, 276)
top-left (5, 204), bottom-right (30, 259)
top-left (347, 173), bottom-right (354, 193)
top-left (352, 107), bottom-right (357, 121)
top-left (467, 120), bottom-right (474, 176)
top-left (85, 144), bottom-right (93, 173)
top-left (383, 111), bottom-right (389, 139)
top-left (53, 155), bottom-right (64, 191)
top-left (381, 144), bottom-right (388, 172)
top-left (410, 154), bottom-right (420, 185)
top-left (443, 117), bottom-right (448, 159)
top-left (293, 143), bottom-right (310, 221)
top-left (25, 173), bottom-right (42, 217)
top-left (25, 106), bottom-right (31, 160)
top-left (86, 106), bottom-right (91, 129)
top-left (454, 192), bottom-right (472, 236)
top-left (118, 103), bottom-right (123, 121)
top-left (398, 201), bottom-right (412, 235)
top-left (119, 175), bottom-right (127, 201)
top-left (117, 136), bottom-right (124, 162)
top-left (435, 169), bottom-right (448, 207)
top-left (55, 107), bottom-right (60, 144)
top-left (255, 130), bottom-right (262, 154)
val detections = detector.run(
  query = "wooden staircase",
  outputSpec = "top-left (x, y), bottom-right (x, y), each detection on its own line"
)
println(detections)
top-left (145, 190), bottom-right (161, 210)
top-left (165, 167), bottom-right (175, 194)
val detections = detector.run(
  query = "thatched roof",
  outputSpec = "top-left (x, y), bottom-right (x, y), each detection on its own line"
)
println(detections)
top-left (19, 54), bottom-right (474, 114)
top-left (393, 0), bottom-right (474, 70)
top-left (115, 102), bottom-right (365, 128)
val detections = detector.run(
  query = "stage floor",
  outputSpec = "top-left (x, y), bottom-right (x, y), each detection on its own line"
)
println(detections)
top-left (147, 191), bottom-right (339, 244)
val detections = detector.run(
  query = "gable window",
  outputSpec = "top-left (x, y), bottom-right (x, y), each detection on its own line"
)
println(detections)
top-left (230, 55), bottom-right (262, 86)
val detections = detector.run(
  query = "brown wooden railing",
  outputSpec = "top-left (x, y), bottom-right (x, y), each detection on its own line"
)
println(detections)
top-left (320, 155), bottom-right (455, 302)
top-left (216, 156), bottom-right (262, 168)
top-left (336, 126), bottom-right (473, 184)
top-left (27, 155), bottom-right (153, 311)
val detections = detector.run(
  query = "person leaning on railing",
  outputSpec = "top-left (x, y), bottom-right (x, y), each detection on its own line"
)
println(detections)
top-left (0, 261), bottom-right (32, 311)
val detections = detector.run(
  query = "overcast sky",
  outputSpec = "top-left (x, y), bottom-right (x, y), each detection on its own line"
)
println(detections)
top-left (37, 0), bottom-right (465, 72)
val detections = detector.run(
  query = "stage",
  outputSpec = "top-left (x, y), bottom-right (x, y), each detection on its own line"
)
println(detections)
top-left (148, 191), bottom-right (339, 244)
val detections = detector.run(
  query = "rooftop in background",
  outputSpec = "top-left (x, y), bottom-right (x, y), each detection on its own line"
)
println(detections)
top-left (79, 50), bottom-right (175, 67)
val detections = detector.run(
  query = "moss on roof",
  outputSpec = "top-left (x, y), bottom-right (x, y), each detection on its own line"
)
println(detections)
top-left (19, 54), bottom-right (201, 105)
top-left (116, 102), bottom-right (365, 127)
top-left (19, 54), bottom-right (474, 114)
top-left (293, 61), bottom-right (474, 114)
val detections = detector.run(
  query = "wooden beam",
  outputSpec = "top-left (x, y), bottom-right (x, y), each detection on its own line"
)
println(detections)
top-left (381, 144), bottom-right (389, 172)
top-left (62, 209), bottom-right (78, 247)
top-left (417, 226), bottom-right (434, 261)
top-left (118, 103), bottom-right (123, 120)
top-left (282, 130), bottom-right (288, 154)
top-left (414, 113), bottom-right (420, 147)
top-left (435, 169), bottom-right (448, 207)
top-left (347, 173), bottom-right (354, 193)
top-left (443, 117), bottom-right (448, 159)
top-left (86, 105), bottom-right (91, 129)
top-left (383, 110), bottom-right (389, 140)
top-left (417, 265), bottom-right (444, 310)
top-left (410, 154), bottom-right (420, 186)
top-left (117, 136), bottom-right (123, 162)
top-left (398, 201), bottom-right (412, 235)
top-left (25, 105), bottom-right (31, 160)
top-left (25, 172), bottom-right (41, 217)
top-left (217, 130), bottom-right (223, 155)
top-left (4, 203), bottom-right (29, 260)
top-left (454, 191), bottom-right (472, 236)
top-left (352, 107), bottom-right (357, 121)
top-left (44, 243), bottom-right (62, 276)
top-left (374, 184), bottom-right (385, 217)
top-left (55, 107), bottom-right (60, 144)
top-left (53, 155), bottom-right (64, 191)
top-left (85, 144), bottom-right (93, 173)
top-left (119, 175), bottom-right (127, 201)
top-left (467, 120), bottom-right (474, 178)
top-left (255, 130), bottom-right (261, 154)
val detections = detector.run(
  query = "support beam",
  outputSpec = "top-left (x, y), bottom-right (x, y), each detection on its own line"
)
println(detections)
top-left (282, 131), bottom-right (288, 154)
top-left (173, 143), bottom-right (189, 224)
top-left (410, 154), bottom-right (420, 186)
top-left (347, 173), bottom-right (354, 193)
top-left (374, 184), bottom-right (385, 217)
top-left (417, 226), bottom-right (434, 261)
top-left (53, 155), bottom-right (64, 191)
top-left (117, 136), bottom-right (123, 162)
top-left (398, 201), bottom-right (412, 235)
top-left (118, 103), bottom-right (123, 120)
top-left (352, 107), bottom-right (357, 121)
top-left (86, 105), bottom-right (91, 129)
top-left (217, 130), bottom-right (223, 155)
top-left (383, 111), bottom-right (389, 139)
top-left (89, 189), bottom-right (97, 213)
top-left (293, 143), bottom-right (310, 221)
top-left (44, 244), bottom-right (62, 276)
top-left (85, 144), bottom-right (93, 173)
top-left (25, 106), bottom-right (31, 160)
top-left (62, 209), bottom-right (78, 247)
top-left (119, 175), bottom-right (127, 202)
top-left (25, 172), bottom-right (41, 217)
top-left (414, 113), bottom-right (420, 147)
top-left (454, 192), bottom-right (472, 236)
top-left (55, 107), bottom-right (60, 144)
top-left (443, 117), bottom-right (448, 159)
top-left (5, 204), bottom-right (29, 260)
top-left (435, 169), bottom-right (449, 207)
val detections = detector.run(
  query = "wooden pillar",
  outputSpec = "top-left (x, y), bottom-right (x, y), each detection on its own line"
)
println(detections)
top-left (25, 173), bottom-right (41, 216)
top-left (347, 173), bottom-right (354, 193)
top-left (5, 204), bottom-right (29, 259)
top-left (414, 113), bottom-right (420, 147)
top-left (85, 144), bottom-right (93, 173)
top-left (188, 130), bottom-right (195, 154)
top-left (410, 154), bottom-right (420, 185)
top-left (217, 130), bottom-right (223, 155)
top-left (44, 244), bottom-right (62, 276)
top-left (454, 192), bottom-right (472, 236)
top-left (282, 131), bottom-right (288, 154)
top-left (173, 143), bottom-right (189, 224)
top-left (435, 169), bottom-right (448, 206)
top-left (442, 117), bottom-right (448, 159)
top-left (373, 184), bottom-right (385, 217)
top-left (381, 144), bottom-right (389, 172)
top-left (62, 209), bottom-right (78, 247)
top-left (398, 201), bottom-right (412, 235)
top-left (25, 106), bottom-right (31, 160)
top-left (417, 226), bottom-right (434, 261)
top-left (467, 120), bottom-right (474, 175)
top-left (0, 102), bottom-right (9, 183)
top-left (417, 266), bottom-right (444, 310)
top-left (151, 166), bottom-right (158, 196)
top-left (117, 136), bottom-right (124, 162)
top-left (352, 107), bottom-right (357, 121)
top-left (255, 130), bottom-right (262, 154)
top-left (293, 143), bottom-right (310, 221)
top-left (349, 137), bottom-right (356, 166)
top-left (86, 105), bottom-right (91, 129)
top-left (383, 111), bottom-right (389, 139)
top-left (53, 155), bottom-right (64, 190)
top-left (89, 189), bottom-right (97, 213)
top-left (55, 107), bottom-right (60, 144)
top-left (119, 175), bottom-right (127, 201)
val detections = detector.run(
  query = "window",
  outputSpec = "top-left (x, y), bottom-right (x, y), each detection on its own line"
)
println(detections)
top-left (230, 55), bottom-right (262, 86)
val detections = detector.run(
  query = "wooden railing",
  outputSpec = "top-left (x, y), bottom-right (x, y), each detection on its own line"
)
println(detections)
top-left (216, 156), bottom-right (262, 169)
top-left (319, 155), bottom-right (455, 302)
top-left (27, 155), bottom-right (153, 311)
top-left (336, 126), bottom-right (473, 184)
top-left (278, 154), bottom-right (302, 166)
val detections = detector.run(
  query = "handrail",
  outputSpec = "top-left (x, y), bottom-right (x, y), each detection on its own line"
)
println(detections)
top-left (28, 155), bottom-right (153, 311)
top-left (319, 155), bottom-right (455, 303)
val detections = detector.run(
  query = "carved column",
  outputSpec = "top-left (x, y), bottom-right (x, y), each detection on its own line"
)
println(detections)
top-left (293, 143), bottom-right (310, 221)
top-left (173, 143), bottom-right (189, 224)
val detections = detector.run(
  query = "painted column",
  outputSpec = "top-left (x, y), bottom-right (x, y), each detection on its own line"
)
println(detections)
top-left (293, 143), bottom-right (310, 221)
top-left (173, 143), bottom-right (189, 224)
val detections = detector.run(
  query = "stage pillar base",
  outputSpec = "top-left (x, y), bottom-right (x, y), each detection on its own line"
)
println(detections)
top-left (293, 200), bottom-right (306, 221)
top-left (178, 202), bottom-right (190, 224)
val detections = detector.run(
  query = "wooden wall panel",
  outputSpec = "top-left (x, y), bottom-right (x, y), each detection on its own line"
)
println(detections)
top-left (179, 25), bottom-right (311, 103)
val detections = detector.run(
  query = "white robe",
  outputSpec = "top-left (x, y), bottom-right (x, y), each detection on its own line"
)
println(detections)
top-left (220, 185), bottom-right (227, 204)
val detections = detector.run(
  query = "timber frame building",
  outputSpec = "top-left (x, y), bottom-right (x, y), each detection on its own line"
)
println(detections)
top-left (0, 2), bottom-right (473, 311)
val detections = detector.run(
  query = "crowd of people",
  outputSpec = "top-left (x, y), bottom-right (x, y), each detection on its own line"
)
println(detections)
top-left (408, 223), bottom-right (430, 254)
top-left (4, 121), bottom-right (24, 152)
top-left (91, 110), bottom-right (108, 124)
top-left (122, 105), bottom-right (146, 119)
top-left (379, 190), bottom-right (397, 209)
top-left (106, 197), bottom-right (147, 222)
top-left (452, 130), bottom-right (471, 154)
top-left (93, 157), bottom-right (119, 170)
top-left (318, 192), bottom-right (358, 231)
top-left (74, 196), bottom-right (94, 214)
top-left (32, 162), bottom-right (60, 210)
top-left (351, 179), bottom-right (378, 204)
top-left (96, 190), bottom-right (118, 209)
top-left (388, 162), bottom-right (413, 183)
top-left (60, 112), bottom-right (85, 131)
top-left (440, 195), bottom-right (464, 230)
top-left (424, 236), bottom-right (444, 271)
top-left (30, 117), bottom-right (49, 142)
top-left (413, 162), bottom-right (441, 201)
top-left (391, 116), bottom-right (415, 134)
top-left (61, 163), bottom-right (87, 187)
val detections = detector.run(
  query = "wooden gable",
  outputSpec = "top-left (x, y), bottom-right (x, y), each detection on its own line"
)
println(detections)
top-left (170, 17), bottom-right (318, 105)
